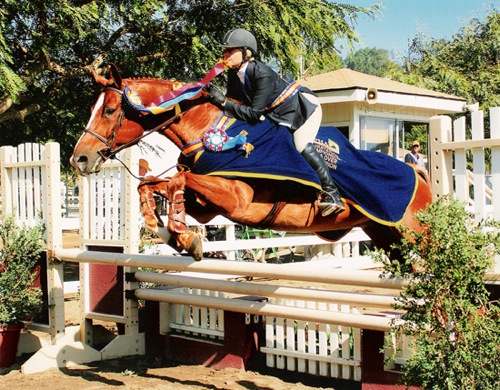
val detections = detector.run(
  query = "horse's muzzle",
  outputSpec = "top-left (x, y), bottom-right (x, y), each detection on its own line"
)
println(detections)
top-left (70, 153), bottom-right (102, 175)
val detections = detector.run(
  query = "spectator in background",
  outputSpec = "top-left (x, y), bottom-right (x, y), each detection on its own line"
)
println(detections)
top-left (405, 141), bottom-right (426, 169)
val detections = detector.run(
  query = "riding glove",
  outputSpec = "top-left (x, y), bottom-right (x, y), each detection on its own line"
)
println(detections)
top-left (205, 84), bottom-right (226, 107)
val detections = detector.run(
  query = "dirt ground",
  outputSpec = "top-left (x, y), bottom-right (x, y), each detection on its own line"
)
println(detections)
top-left (0, 358), bottom-right (345, 390)
top-left (0, 231), bottom-right (356, 389)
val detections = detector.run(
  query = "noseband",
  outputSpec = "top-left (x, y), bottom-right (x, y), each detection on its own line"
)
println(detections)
top-left (83, 86), bottom-right (184, 162)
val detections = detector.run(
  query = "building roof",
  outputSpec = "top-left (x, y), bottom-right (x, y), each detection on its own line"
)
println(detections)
top-left (301, 68), bottom-right (466, 101)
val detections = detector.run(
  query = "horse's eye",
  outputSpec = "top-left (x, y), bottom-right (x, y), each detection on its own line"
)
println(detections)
top-left (104, 107), bottom-right (116, 116)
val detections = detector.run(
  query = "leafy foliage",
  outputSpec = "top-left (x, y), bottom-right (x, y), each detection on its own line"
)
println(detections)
top-left (372, 198), bottom-right (499, 389)
top-left (0, 218), bottom-right (44, 324)
top-left (0, 1), bottom-right (374, 166)
top-left (391, 10), bottom-right (499, 111)
top-left (404, 123), bottom-right (428, 153)
top-left (344, 47), bottom-right (400, 77)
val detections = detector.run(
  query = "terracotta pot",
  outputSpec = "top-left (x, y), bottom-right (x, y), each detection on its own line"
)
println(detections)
top-left (0, 323), bottom-right (24, 367)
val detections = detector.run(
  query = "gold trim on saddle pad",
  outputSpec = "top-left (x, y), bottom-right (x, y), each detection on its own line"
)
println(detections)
top-left (347, 168), bottom-right (419, 227)
top-left (206, 170), bottom-right (322, 190)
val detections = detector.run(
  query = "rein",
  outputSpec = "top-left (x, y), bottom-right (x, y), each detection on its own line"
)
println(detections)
top-left (83, 87), bottom-right (185, 162)
top-left (83, 86), bottom-right (192, 181)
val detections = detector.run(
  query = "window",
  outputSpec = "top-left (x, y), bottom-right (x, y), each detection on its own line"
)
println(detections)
top-left (360, 116), bottom-right (397, 156)
top-left (359, 116), bottom-right (428, 161)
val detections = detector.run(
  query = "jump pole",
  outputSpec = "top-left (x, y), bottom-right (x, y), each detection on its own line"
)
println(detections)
top-left (134, 271), bottom-right (399, 309)
top-left (56, 248), bottom-right (406, 289)
top-left (134, 289), bottom-right (394, 332)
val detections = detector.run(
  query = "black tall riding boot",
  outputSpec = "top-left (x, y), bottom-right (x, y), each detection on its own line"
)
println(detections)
top-left (301, 143), bottom-right (345, 217)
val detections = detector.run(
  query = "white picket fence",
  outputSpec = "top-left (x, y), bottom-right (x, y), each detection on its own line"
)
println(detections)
top-left (164, 288), bottom-right (364, 380)
top-left (263, 299), bottom-right (362, 380)
top-left (0, 143), bottom-right (57, 226)
top-left (430, 107), bottom-right (500, 220)
top-left (167, 288), bottom-right (226, 341)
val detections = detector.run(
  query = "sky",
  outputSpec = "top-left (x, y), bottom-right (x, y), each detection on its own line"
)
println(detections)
top-left (339, 0), bottom-right (498, 60)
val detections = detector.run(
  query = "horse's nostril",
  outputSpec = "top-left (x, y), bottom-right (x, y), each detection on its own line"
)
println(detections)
top-left (77, 155), bottom-right (88, 163)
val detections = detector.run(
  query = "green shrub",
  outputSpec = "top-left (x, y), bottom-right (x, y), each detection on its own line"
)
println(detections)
top-left (0, 218), bottom-right (44, 325)
top-left (372, 197), bottom-right (500, 389)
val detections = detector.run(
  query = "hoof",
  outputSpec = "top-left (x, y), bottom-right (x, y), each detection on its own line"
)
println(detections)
top-left (188, 234), bottom-right (204, 261)
top-left (176, 231), bottom-right (204, 261)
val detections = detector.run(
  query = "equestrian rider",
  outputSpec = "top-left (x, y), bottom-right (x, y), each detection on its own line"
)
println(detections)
top-left (206, 28), bottom-right (344, 216)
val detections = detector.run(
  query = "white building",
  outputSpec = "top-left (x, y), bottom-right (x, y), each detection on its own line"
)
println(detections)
top-left (301, 68), bottom-right (467, 160)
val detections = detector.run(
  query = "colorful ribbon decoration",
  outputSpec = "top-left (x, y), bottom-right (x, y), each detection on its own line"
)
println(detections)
top-left (123, 61), bottom-right (227, 115)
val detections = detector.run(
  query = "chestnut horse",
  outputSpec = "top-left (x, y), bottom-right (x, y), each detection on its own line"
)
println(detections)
top-left (71, 65), bottom-right (432, 260)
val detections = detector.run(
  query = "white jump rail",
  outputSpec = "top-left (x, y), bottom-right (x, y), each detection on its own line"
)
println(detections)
top-left (134, 271), bottom-right (398, 309)
top-left (135, 288), bottom-right (393, 332)
top-left (55, 248), bottom-right (406, 290)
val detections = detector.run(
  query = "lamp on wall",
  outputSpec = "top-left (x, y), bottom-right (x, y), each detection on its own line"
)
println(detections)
top-left (365, 88), bottom-right (378, 104)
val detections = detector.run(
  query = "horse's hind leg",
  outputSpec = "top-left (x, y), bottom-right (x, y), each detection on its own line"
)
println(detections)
top-left (362, 222), bottom-right (403, 260)
top-left (363, 172), bottom-right (433, 260)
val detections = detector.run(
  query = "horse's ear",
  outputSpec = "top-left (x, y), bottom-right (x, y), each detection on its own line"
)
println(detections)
top-left (88, 59), bottom-right (115, 87)
top-left (109, 63), bottom-right (122, 89)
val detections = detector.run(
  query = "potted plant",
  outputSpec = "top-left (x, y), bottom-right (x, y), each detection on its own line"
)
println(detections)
top-left (0, 218), bottom-right (44, 367)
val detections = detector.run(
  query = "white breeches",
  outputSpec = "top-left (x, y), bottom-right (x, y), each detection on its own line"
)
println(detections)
top-left (292, 93), bottom-right (322, 153)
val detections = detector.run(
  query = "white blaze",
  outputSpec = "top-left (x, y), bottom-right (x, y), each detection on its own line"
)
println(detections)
top-left (75, 92), bottom-right (105, 146)
top-left (85, 92), bottom-right (105, 130)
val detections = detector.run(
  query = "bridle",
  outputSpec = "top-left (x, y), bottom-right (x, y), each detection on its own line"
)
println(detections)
top-left (83, 86), bottom-right (185, 162)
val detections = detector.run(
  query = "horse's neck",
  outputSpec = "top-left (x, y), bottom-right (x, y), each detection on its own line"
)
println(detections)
top-left (161, 103), bottom-right (222, 149)
top-left (126, 79), bottom-right (222, 150)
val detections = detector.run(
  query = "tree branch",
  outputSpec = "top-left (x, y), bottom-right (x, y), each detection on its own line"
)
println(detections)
top-left (0, 104), bottom-right (41, 124)
top-left (104, 25), bottom-right (130, 51)
top-left (0, 97), bottom-right (14, 116)
top-left (42, 50), bottom-right (67, 75)
top-left (136, 52), bottom-right (169, 63)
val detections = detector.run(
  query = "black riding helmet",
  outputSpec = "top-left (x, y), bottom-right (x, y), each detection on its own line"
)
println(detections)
top-left (222, 28), bottom-right (258, 54)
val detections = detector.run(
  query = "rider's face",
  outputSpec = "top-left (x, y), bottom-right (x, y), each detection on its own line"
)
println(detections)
top-left (223, 48), bottom-right (244, 69)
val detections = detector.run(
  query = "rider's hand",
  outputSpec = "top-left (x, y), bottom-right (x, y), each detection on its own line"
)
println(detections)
top-left (204, 84), bottom-right (226, 107)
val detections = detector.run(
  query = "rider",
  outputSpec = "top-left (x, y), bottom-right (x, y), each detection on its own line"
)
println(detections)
top-left (206, 28), bottom-right (344, 216)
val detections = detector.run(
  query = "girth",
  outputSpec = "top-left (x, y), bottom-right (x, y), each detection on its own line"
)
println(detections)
top-left (257, 201), bottom-right (286, 229)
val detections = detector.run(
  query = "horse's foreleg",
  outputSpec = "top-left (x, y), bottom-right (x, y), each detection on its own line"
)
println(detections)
top-left (138, 178), bottom-right (203, 260)
top-left (138, 179), bottom-right (174, 243)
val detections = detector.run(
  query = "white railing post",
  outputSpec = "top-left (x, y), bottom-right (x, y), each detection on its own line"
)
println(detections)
top-left (452, 116), bottom-right (468, 202)
top-left (225, 224), bottom-right (236, 260)
top-left (123, 147), bottom-right (141, 337)
top-left (429, 115), bottom-right (453, 200)
top-left (0, 146), bottom-right (15, 220)
top-left (490, 107), bottom-right (500, 220)
top-left (471, 110), bottom-right (486, 220)
top-left (43, 142), bottom-right (65, 342)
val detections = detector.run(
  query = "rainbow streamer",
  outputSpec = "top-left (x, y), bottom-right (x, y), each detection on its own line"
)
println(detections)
top-left (123, 61), bottom-right (226, 115)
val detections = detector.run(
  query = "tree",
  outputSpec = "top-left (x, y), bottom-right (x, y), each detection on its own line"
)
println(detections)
top-left (391, 10), bottom-right (499, 110)
top-left (0, 1), bottom-right (375, 164)
top-left (344, 47), bottom-right (400, 77)
top-left (373, 198), bottom-right (499, 389)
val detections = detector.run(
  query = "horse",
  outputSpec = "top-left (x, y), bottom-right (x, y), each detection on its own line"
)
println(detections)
top-left (71, 65), bottom-right (432, 260)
